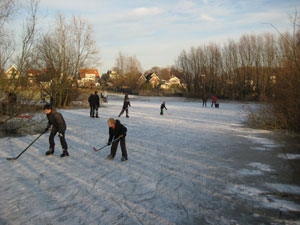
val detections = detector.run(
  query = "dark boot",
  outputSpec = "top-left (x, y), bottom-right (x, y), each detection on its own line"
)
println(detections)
top-left (60, 149), bottom-right (69, 157)
top-left (106, 154), bottom-right (114, 160)
top-left (45, 148), bottom-right (54, 156)
top-left (121, 156), bottom-right (128, 161)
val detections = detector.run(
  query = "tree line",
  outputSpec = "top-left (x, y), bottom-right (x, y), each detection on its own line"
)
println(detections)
top-left (0, 0), bottom-right (100, 110)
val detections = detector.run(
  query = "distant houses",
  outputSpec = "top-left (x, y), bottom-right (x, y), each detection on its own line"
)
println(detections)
top-left (145, 73), bottom-right (160, 88)
top-left (4, 65), bottom-right (100, 87)
top-left (4, 65), bottom-right (184, 93)
top-left (78, 69), bottom-right (100, 87)
top-left (5, 65), bottom-right (20, 79)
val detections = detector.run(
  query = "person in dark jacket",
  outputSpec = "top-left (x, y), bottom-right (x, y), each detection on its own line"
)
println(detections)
top-left (8, 91), bottom-right (17, 116)
top-left (106, 118), bottom-right (128, 161)
top-left (88, 93), bottom-right (94, 117)
top-left (160, 101), bottom-right (167, 115)
top-left (93, 91), bottom-right (100, 118)
top-left (124, 92), bottom-right (128, 101)
top-left (118, 98), bottom-right (131, 118)
top-left (44, 104), bottom-right (69, 157)
top-left (202, 94), bottom-right (207, 107)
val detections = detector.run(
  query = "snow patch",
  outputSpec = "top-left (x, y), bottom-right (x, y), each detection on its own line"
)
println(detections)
top-left (239, 169), bottom-right (263, 176)
top-left (277, 154), bottom-right (300, 160)
top-left (249, 162), bottom-right (274, 172)
top-left (266, 183), bottom-right (300, 195)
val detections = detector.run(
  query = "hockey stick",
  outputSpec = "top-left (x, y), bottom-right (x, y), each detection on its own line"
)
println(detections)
top-left (93, 136), bottom-right (123, 152)
top-left (6, 131), bottom-right (45, 161)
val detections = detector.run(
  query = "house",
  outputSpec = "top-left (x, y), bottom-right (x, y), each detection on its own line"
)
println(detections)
top-left (6, 65), bottom-right (20, 79)
top-left (138, 74), bottom-right (147, 85)
top-left (145, 73), bottom-right (160, 88)
top-left (80, 69), bottom-right (99, 81)
top-left (160, 76), bottom-right (181, 90)
top-left (107, 70), bottom-right (118, 79)
top-left (27, 70), bottom-right (42, 83)
top-left (78, 69), bottom-right (100, 86)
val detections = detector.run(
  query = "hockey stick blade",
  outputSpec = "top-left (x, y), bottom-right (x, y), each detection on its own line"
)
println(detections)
top-left (93, 147), bottom-right (100, 152)
top-left (6, 157), bottom-right (17, 161)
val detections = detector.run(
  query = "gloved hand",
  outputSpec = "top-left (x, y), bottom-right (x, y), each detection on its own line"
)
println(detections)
top-left (107, 142), bottom-right (111, 146)
top-left (44, 127), bottom-right (49, 132)
top-left (58, 133), bottom-right (64, 138)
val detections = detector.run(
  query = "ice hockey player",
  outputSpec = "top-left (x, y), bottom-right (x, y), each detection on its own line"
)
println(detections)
top-left (106, 118), bottom-right (128, 161)
top-left (118, 97), bottom-right (131, 118)
top-left (43, 104), bottom-right (69, 157)
top-left (160, 101), bottom-right (167, 115)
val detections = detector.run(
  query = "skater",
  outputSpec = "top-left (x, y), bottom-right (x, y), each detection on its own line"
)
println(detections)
top-left (93, 91), bottom-right (100, 118)
top-left (106, 118), bottom-right (128, 161)
top-left (1, 91), bottom-right (8, 115)
top-left (88, 93), bottom-right (94, 117)
top-left (124, 92), bottom-right (129, 101)
top-left (43, 104), bottom-right (69, 157)
top-left (160, 101), bottom-right (167, 115)
top-left (202, 93), bottom-right (207, 107)
top-left (211, 95), bottom-right (217, 107)
top-left (103, 91), bottom-right (108, 103)
top-left (8, 91), bottom-right (17, 116)
top-left (118, 97), bottom-right (131, 118)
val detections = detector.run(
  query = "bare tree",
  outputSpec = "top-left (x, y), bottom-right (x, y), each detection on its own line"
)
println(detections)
top-left (37, 14), bottom-right (100, 107)
top-left (0, 0), bottom-right (16, 73)
top-left (112, 52), bottom-right (142, 91)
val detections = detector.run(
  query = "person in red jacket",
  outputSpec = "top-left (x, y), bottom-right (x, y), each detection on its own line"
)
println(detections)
top-left (106, 118), bottom-right (128, 161)
top-left (211, 95), bottom-right (217, 107)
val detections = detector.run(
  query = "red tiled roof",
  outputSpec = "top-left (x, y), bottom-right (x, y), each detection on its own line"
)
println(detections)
top-left (80, 69), bottom-right (99, 78)
top-left (27, 70), bottom-right (42, 75)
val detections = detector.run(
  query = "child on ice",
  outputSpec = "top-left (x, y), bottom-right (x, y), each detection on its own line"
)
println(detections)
top-left (160, 101), bottom-right (167, 115)
top-left (106, 118), bottom-right (128, 161)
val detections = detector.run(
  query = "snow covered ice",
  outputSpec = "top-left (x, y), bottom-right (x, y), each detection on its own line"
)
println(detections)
top-left (0, 95), bottom-right (299, 225)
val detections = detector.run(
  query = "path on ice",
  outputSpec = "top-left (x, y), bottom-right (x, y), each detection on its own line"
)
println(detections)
top-left (0, 96), bottom-right (299, 225)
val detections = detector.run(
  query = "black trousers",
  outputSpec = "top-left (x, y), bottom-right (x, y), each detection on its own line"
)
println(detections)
top-left (90, 105), bottom-right (99, 117)
top-left (110, 137), bottom-right (127, 158)
top-left (49, 130), bottom-right (68, 150)
top-left (119, 108), bottom-right (128, 117)
top-left (90, 105), bottom-right (93, 117)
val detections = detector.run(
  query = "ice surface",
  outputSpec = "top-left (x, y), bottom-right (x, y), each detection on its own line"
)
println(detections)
top-left (0, 96), bottom-right (299, 225)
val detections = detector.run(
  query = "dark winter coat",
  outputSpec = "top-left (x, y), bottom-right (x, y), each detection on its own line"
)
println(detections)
top-left (93, 94), bottom-right (100, 107)
top-left (8, 92), bottom-right (17, 103)
top-left (160, 103), bottom-right (167, 110)
top-left (46, 111), bottom-right (67, 134)
top-left (88, 94), bottom-right (93, 106)
top-left (108, 120), bottom-right (127, 143)
top-left (122, 100), bottom-right (131, 109)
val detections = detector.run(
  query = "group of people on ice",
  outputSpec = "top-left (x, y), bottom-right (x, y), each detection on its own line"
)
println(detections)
top-left (42, 92), bottom-right (130, 161)
top-left (202, 94), bottom-right (219, 108)
top-left (42, 91), bottom-right (218, 161)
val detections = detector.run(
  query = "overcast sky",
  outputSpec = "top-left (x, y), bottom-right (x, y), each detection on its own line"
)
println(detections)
top-left (30, 0), bottom-right (300, 73)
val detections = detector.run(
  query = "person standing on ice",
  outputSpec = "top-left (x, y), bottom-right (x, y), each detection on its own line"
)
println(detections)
top-left (160, 101), bottom-right (167, 115)
top-left (44, 104), bottom-right (69, 157)
top-left (106, 118), bottom-right (128, 161)
top-left (118, 97), bottom-right (131, 118)
top-left (88, 93), bottom-right (94, 117)
top-left (202, 93), bottom-right (207, 107)
top-left (211, 95), bottom-right (217, 107)
top-left (92, 91), bottom-right (100, 118)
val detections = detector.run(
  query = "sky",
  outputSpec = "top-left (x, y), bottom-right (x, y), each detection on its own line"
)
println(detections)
top-left (22, 0), bottom-right (300, 73)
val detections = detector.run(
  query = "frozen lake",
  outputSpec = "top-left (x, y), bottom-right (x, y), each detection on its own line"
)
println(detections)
top-left (0, 95), bottom-right (299, 225)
